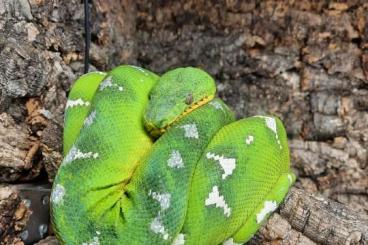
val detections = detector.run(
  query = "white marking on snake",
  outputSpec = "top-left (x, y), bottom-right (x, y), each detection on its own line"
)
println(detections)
top-left (150, 216), bottom-right (170, 240)
top-left (99, 76), bottom-right (124, 92)
top-left (66, 98), bottom-right (90, 109)
top-left (209, 101), bottom-right (224, 111)
top-left (99, 76), bottom-right (113, 90)
top-left (245, 135), bottom-right (254, 145)
top-left (255, 116), bottom-right (282, 149)
top-left (81, 236), bottom-right (99, 245)
top-left (256, 200), bottom-right (278, 224)
top-left (130, 65), bottom-right (150, 76)
top-left (148, 190), bottom-right (171, 210)
top-left (206, 152), bottom-right (236, 179)
top-left (288, 173), bottom-right (293, 184)
top-left (265, 117), bottom-right (277, 134)
top-left (51, 184), bottom-right (65, 205)
top-left (205, 186), bottom-right (231, 217)
top-left (93, 71), bottom-right (107, 76)
top-left (172, 233), bottom-right (185, 245)
top-left (180, 124), bottom-right (199, 139)
top-left (223, 238), bottom-right (242, 245)
top-left (64, 146), bottom-right (99, 164)
top-left (84, 110), bottom-right (96, 127)
top-left (148, 189), bottom-right (171, 240)
top-left (167, 150), bottom-right (184, 168)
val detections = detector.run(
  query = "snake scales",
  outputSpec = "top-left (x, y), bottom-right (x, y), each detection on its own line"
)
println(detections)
top-left (51, 65), bottom-right (295, 244)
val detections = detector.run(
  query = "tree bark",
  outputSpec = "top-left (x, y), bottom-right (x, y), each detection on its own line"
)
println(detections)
top-left (251, 187), bottom-right (368, 244)
top-left (0, 0), bottom-right (367, 244)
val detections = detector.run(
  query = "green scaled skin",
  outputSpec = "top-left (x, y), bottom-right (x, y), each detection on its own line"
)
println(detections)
top-left (63, 71), bottom-right (107, 155)
top-left (182, 116), bottom-right (295, 244)
top-left (52, 65), bottom-right (159, 244)
top-left (51, 65), bottom-right (295, 244)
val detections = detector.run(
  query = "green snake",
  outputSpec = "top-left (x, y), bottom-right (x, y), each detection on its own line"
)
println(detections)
top-left (51, 65), bottom-right (295, 244)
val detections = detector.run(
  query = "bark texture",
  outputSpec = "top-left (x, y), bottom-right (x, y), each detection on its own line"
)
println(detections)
top-left (0, 0), bottom-right (367, 244)
top-left (0, 186), bottom-right (31, 245)
top-left (253, 187), bottom-right (368, 244)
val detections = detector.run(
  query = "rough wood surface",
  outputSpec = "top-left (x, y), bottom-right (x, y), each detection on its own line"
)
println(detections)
top-left (279, 188), bottom-right (368, 244)
top-left (0, 186), bottom-right (30, 245)
top-left (250, 187), bottom-right (368, 245)
top-left (0, 0), bottom-right (367, 244)
top-left (133, 0), bottom-right (368, 214)
top-left (34, 236), bottom-right (59, 245)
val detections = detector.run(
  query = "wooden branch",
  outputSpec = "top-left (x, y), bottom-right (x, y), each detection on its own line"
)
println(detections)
top-left (252, 187), bottom-right (368, 244)
top-left (2, 184), bottom-right (367, 244)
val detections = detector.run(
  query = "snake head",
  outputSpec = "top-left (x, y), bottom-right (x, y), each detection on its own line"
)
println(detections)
top-left (144, 67), bottom-right (216, 137)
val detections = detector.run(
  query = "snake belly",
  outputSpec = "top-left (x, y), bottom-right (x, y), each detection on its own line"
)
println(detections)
top-left (51, 65), bottom-right (294, 245)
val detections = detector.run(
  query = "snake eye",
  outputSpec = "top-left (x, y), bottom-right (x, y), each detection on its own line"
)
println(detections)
top-left (185, 93), bottom-right (193, 105)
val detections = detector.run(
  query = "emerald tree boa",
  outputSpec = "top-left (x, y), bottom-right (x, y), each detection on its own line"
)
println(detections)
top-left (51, 65), bottom-right (295, 244)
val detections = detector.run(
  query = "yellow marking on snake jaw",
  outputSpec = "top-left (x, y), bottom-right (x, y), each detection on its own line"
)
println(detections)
top-left (148, 95), bottom-right (214, 137)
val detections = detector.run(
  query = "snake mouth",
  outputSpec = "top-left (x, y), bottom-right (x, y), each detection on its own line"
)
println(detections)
top-left (147, 95), bottom-right (214, 138)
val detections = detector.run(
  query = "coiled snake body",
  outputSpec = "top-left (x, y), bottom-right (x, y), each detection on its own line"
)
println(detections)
top-left (51, 65), bottom-right (295, 244)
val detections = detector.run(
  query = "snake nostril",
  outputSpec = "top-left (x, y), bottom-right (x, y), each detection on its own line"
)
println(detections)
top-left (185, 93), bottom-right (193, 105)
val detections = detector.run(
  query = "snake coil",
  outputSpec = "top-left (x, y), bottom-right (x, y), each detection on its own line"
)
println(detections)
top-left (51, 65), bottom-right (295, 244)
